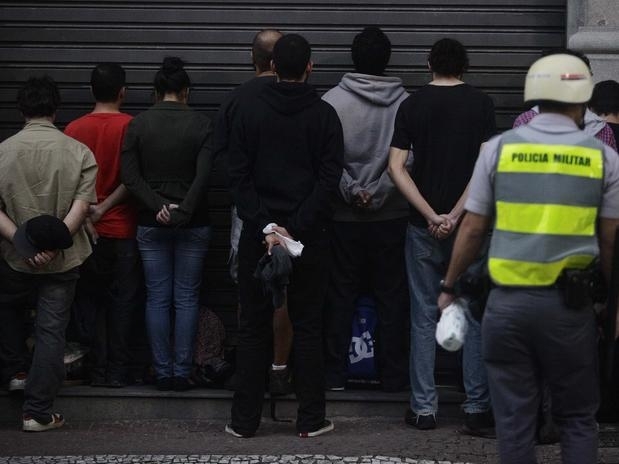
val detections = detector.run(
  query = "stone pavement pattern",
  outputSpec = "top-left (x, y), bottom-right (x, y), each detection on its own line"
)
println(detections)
top-left (0, 455), bottom-right (475, 464)
top-left (0, 418), bottom-right (618, 464)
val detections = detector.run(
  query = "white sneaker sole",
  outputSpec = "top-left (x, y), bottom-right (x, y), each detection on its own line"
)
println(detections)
top-left (8, 380), bottom-right (26, 391)
top-left (22, 415), bottom-right (64, 432)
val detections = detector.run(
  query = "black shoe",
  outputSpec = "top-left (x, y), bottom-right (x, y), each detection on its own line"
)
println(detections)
top-left (298, 420), bottom-right (334, 438)
top-left (463, 411), bottom-right (496, 439)
top-left (107, 370), bottom-right (134, 388)
top-left (404, 408), bottom-right (437, 430)
top-left (156, 377), bottom-right (173, 391)
top-left (90, 370), bottom-right (107, 387)
top-left (107, 377), bottom-right (128, 388)
top-left (173, 376), bottom-right (192, 392)
top-left (269, 367), bottom-right (293, 396)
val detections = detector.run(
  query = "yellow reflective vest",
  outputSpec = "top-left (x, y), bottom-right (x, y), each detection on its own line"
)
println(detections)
top-left (488, 130), bottom-right (604, 286)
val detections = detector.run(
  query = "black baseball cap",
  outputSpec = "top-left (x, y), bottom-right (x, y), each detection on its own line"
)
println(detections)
top-left (13, 215), bottom-right (73, 259)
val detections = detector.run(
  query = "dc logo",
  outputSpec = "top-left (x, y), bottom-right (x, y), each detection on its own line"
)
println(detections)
top-left (349, 330), bottom-right (375, 364)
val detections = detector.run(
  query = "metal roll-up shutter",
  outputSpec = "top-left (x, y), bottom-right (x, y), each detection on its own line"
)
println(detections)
top-left (0, 1), bottom-right (566, 347)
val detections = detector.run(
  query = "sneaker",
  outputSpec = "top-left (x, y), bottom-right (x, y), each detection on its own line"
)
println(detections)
top-left (224, 424), bottom-right (253, 438)
top-left (172, 376), bottom-right (192, 392)
top-left (107, 373), bottom-right (133, 389)
top-left (463, 411), bottom-right (496, 439)
top-left (404, 408), bottom-right (437, 430)
top-left (22, 413), bottom-right (64, 432)
top-left (90, 371), bottom-right (107, 387)
top-left (156, 377), bottom-right (173, 391)
top-left (298, 420), bottom-right (334, 438)
top-left (269, 367), bottom-right (293, 395)
top-left (8, 372), bottom-right (27, 391)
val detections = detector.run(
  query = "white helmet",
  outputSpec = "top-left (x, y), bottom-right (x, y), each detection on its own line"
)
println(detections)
top-left (524, 54), bottom-right (593, 104)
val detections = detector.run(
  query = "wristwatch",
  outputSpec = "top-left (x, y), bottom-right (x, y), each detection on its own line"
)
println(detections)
top-left (439, 279), bottom-right (456, 295)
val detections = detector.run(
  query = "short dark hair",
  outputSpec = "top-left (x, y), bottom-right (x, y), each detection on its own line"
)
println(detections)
top-left (154, 56), bottom-right (190, 96)
top-left (428, 38), bottom-right (469, 77)
top-left (252, 29), bottom-right (282, 73)
top-left (351, 27), bottom-right (391, 76)
top-left (273, 34), bottom-right (311, 80)
top-left (538, 101), bottom-right (576, 114)
top-left (541, 48), bottom-right (591, 71)
top-left (17, 75), bottom-right (61, 118)
top-left (90, 63), bottom-right (126, 102)
top-left (589, 80), bottom-right (619, 115)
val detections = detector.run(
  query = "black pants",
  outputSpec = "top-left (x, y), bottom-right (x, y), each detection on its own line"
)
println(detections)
top-left (483, 287), bottom-right (599, 464)
top-left (0, 260), bottom-right (35, 382)
top-left (231, 227), bottom-right (329, 435)
top-left (74, 237), bottom-right (142, 381)
top-left (0, 259), bottom-right (78, 420)
top-left (323, 218), bottom-right (409, 389)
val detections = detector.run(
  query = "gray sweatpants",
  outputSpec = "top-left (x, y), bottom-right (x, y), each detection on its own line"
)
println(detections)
top-left (482, 286), bottom-right (599, 464)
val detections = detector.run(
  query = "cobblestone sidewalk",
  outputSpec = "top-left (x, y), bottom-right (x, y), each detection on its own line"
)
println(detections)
top-left (0, 455), bottom-right (473, 464)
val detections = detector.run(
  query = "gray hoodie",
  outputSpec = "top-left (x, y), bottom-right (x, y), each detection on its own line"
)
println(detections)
top-left (322, 73), bottom-right (411, 222)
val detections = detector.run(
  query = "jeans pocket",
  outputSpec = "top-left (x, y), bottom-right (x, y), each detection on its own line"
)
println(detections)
top-left (137, 226), bottom-right (158, 244)
top-left (408, 226), bottom-right (433, 260)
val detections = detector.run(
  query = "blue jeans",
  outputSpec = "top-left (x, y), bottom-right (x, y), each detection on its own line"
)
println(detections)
top-left (137, 226), bottom-right (210, 379)
top-left (405, 224), bottom-right (490, 415)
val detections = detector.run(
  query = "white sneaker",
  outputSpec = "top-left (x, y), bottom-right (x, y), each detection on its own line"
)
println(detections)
top-left (22, 413), bottom-right (64, 432)
top-left (298, 420), bottom-right (334, 438)
top-left (8, 372), bottom-right (27, 391)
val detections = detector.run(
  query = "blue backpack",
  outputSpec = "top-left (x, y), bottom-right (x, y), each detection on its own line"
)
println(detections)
top-left (347, 296), bottom-right (378, 380)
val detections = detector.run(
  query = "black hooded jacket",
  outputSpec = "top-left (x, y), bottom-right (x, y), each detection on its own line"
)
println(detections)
top-left (227, 81), bottom-right (344, 241)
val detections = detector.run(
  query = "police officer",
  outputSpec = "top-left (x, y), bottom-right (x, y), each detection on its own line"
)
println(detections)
top-left (437, 54), bottom-right (619, 464)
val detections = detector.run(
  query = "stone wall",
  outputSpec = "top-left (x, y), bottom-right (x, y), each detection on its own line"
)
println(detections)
top-left (568, 0), bottom-right (619, 82)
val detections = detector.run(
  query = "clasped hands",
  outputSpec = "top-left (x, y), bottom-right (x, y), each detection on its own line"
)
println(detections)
top-left (156, 203), bottom-right (179, 225)
top-left (428, 213), bottom-right (458, 240)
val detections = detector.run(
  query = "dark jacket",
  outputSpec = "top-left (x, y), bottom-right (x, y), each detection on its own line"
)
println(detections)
top-left (121, 101), bottom-right (213, 227)
top-left (213, 75), bottom-right (276, 163)
top-left (227, 81), bottom-right (343, 241)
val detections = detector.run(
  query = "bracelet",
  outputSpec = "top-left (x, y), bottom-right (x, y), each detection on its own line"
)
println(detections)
top-left (439, 279), bottom-right (456, 295)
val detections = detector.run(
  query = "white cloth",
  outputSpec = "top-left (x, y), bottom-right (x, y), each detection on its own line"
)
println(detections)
top-left (262, 223), bottom-right (304, 257)
top-left (435, 298), bottom-right (469, 352)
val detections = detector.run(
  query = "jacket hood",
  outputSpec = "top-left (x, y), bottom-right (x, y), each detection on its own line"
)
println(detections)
top-left (338, 73), bottom-right (406, 106)
top-left (583, 108), bottom-right (608, 135)
top-left (531, 105), bottom-right (607, 138)
top-left (259, 81), bottom-right (320, 115)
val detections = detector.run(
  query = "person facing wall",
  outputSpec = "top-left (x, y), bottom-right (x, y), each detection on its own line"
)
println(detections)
top-left (321, 26), bottom-right (410, 393)
top-left (0, 75), bottom-right (97, 431)
top-left (121, 56), bottom-right (214, 392)
top-left (65, 62), bottom-right (142, 388)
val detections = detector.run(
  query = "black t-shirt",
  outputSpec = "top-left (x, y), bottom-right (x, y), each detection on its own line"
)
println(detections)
top-left (390, 83), bottom-right (496, 227)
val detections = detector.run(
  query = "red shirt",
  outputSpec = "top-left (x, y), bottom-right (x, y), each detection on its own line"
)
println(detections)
top-left (65, 112), bottom-right (137, 239)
